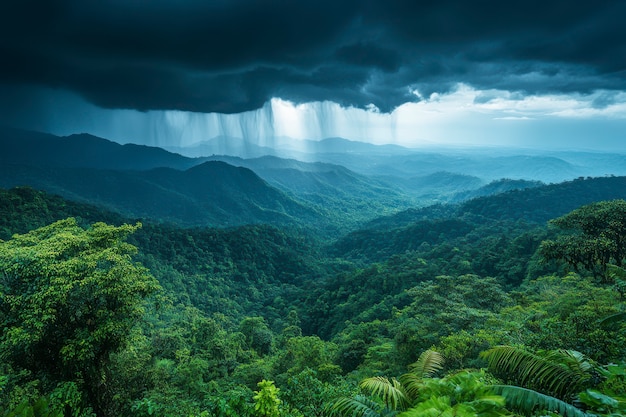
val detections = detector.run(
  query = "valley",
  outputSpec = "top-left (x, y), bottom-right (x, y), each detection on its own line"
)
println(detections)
top-left (1, 127), bottom-right (625, 416)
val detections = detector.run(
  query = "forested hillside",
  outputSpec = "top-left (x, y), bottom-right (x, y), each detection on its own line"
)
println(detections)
top-left (0, 161), bottom-right (323, 229)
top-left (1, 180), bottom-right (625, 416)
top-left (5, 127), bottom-right (626, 237)
top-left (204, 155), bottom-right (418, 224)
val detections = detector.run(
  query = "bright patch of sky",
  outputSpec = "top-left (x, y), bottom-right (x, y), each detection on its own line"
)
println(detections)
top-left (9, 85), bottom-right (626, 152)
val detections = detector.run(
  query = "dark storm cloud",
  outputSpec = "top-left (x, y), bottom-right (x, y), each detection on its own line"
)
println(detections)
top-left (1, 0), bottom-right (625, 113)
top-left (334, 42), bottom-right (402, 72)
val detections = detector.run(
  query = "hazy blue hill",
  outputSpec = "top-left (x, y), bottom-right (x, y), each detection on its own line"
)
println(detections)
top-left (0, 128), bottom-right (418, 226)
top-left (450, 178), bottom-right (544, 202)
top-left (403, 172), bottom-right (483, 190)
top-left (204, 155), bottom-right (417, 224)
top-left (345, 153), bottom-right (579, 183)
top-left (0, 161), bottom-right (321, 228)
top-left (5, 126), bottom-right (624, 232)
top-left (165, 136), bottom-right (278, 159)
top-left (206, 155), bottom-right (349, 172)
top-left (195, 156), bottom-right (491, 218)
top-left (483, 155), bottom-right (579, 182)
top-left (167, 136), bottom-right (412, 159)
top-left (384, 171), bottom-right (484, 203)
top-left (549, 151), bottom-right (626, 178)
top-left (64, 134), bottom-right (200, 170)
top-left (165, 138), bottom-right (626, 185)
top-left (0, 126), bottom-right (198, 170)
top-left (301, 137), bottom-right (410, 155)
top-left (0, 127), bottom-right (329, 228)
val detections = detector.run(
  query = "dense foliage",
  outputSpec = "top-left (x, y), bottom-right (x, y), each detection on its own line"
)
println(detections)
top-left (0, 182), bottom-right (625, 416)
top-left (541, 200), bottom-right (626, 280)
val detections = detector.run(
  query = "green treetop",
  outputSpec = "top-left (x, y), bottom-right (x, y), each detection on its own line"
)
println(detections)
top-left (0, 218), bottom-right (161, 416)
top-left (541, 199), bottom-right (626, 281)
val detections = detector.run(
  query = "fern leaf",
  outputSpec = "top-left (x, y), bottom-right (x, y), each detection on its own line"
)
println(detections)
top-left (360, 377), bottom-right (410, 411)
top-left (407, 349), bottom-right (444, 378)
top-left (398, 373), bottom-right (422, 401)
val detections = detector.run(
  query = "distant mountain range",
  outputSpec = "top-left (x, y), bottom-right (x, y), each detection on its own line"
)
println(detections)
top-left (0, 127), bottom-right (322, 229)
top-left (0, 127), bottom-right (197, 171)
top-left (2, 126), bottom-right (626, 230)
top-left (201, 155), bottom-right (418, 222)
top-left (164, 136), bottom-right (410, 159)
top-left (0, 127), bottom-right (470, 229)
top-left (165, 134), bottom-right (626, 183)
top-left (0, 160), bottom-right (324, 228)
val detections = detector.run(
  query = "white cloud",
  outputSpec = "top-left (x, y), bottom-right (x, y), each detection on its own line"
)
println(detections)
top-left (493, 116), bottom-right (533, 120)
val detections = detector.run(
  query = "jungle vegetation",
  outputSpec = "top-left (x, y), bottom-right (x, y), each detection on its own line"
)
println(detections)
top-left (0, 181), bottom-right (625, 417)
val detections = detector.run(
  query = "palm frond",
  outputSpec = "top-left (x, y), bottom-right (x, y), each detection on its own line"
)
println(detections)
top-left (407, 349), bottom-right (444, 378)
top-left (606, 264), bottom-right (626, 280)
top-left (481, 346), bottom-right (591, 399)
top-left (397, 373), bottom-right (422, 401)
top-left (491, 385), bottom-right (590, 417)
top-left (542, 350), bottom-right (594, 383)
top-left (398, 350), bottom-right (444, 401)
top-left (327, 394), bottom-right (388, 417)
top-left (360, 377), bottom-right (410, 411)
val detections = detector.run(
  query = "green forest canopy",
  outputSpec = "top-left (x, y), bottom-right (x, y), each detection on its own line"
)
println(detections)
top-left (0, 186), bottom-right (624, 416)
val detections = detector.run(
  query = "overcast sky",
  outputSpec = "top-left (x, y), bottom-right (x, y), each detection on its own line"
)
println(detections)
top-left (1, 0), bottom-right (625, 150)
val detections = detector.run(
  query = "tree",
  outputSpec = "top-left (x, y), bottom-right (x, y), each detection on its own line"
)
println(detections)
top-left (253, 380), bottom-right (281, 417)
top-left (392, 274), bottom-right (511, 367)
top-left (540, 200), bottom-right (626, 281)
top-left (0, 218), bottom-right (161, 416)
top-left (240, 316), bottom-right (275, 356)
top-left (276, 336), bottom-right (340, 380)
top-left (282, 368), bottom-right (353, 417)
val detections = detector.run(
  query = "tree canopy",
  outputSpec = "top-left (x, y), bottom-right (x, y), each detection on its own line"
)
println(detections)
top-left (541, 199), bottom-right (626, 281)
top-left (0, 218), bottom-right (160, 416)
top-left (1, 187), bottom-right (626, 416)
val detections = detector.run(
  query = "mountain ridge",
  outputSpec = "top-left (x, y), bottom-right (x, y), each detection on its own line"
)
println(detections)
top-left (3, 126), bottom-right (626, 232)
top-left (0, 126), bottom-right (325, 228)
